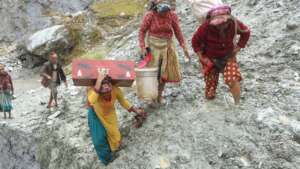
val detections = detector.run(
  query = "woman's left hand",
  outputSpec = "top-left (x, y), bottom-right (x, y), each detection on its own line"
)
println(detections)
top-left (233, 46), bottom-right (241, 55)
top-left (134, 108), bottom-right (147, 118)
top-left (136, 108), bottom-right (146, 116)
top-left (133, 108), bottom-right (147, 128)
top-left (182, 46), bottom-right (191, 62)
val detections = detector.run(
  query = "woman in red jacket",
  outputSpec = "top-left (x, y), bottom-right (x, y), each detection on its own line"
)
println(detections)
top-left (192, 5), bottom-right (250, 104)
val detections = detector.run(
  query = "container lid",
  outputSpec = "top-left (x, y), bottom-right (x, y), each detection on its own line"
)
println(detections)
top-left (135, 67), bottom-right (158, 72)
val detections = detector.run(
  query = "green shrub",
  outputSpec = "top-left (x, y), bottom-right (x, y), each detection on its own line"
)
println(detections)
top-left (90, 0), bottom-right (147, 18)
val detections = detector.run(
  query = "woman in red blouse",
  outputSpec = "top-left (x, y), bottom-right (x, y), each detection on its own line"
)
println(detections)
top-left (0, 64), bottom-right (14, 119)
top-left (192, 5), bottom-right (250, 104)
top-left (139, 2), bottom-right (190, 104)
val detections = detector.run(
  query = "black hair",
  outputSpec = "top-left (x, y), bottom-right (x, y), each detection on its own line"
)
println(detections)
top-left (149, 1), bottom-right (157, 11)
top-left (101, 75), bottom-right (113, 85)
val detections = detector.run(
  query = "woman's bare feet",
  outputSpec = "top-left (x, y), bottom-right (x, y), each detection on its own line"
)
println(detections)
top-left (47, 102), bottom-right (58, 108)
top-left (157, 96), bottom-right (166, 105)
top-left (8, 112), bottom-right (12, 119)
top-left (144, 99), bottom-right (155, 108)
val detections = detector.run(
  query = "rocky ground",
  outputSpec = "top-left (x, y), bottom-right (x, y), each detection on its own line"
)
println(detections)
top-left (1, 0), bottom-right (300, 169)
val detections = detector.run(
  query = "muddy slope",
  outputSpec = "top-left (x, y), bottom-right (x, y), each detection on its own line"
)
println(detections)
top-left (1, 0), bottom-right (300, 169)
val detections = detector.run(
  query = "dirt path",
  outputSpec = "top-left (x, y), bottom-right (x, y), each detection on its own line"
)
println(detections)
top-left (0, 68), bottom-right (45, 128)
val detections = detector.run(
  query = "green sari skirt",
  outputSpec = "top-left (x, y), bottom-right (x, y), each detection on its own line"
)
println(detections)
top-left (0, 90), bottom-right (13, 112)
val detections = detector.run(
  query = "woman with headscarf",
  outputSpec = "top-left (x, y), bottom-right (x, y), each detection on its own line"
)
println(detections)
top-left (0, 64), bottom-right (14, 119)
top-left (149, 0), bottom-right (176, 11)
top-left (139, 1), bottom-right (190, 104)
top-left (192, 5), bottom-right (250, 104)
top-left (86, 72), bottom-right (146, 165)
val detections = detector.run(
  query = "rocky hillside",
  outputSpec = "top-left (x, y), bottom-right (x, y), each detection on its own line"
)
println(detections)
top-left (1, 0), bottom-right (146, 68)
top-left (1, 0), bottom-right (300, 169)
top-left (0, 0), bottom-right (93, 43)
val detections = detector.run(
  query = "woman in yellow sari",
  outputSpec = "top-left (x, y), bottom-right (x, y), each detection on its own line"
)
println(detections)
top-left (87, 72), bottom-right (145, 165)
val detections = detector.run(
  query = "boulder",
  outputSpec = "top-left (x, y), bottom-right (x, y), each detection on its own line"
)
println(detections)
top-left (25, 25), bottom-right (74, 59)
top-left (0, 0), bottom-right (93, 43)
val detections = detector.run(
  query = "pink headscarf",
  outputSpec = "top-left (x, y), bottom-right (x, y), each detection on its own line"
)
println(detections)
top-left (208, 5), bottom-right (232, 26)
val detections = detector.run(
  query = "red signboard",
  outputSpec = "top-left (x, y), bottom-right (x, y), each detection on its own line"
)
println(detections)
top-left (72, 59), bottom-right (135, 87)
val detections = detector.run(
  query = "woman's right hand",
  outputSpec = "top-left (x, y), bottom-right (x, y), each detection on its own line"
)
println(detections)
top-left (183, 46), bottom-right (191, 63)
top-left (141, 48), bottom-right (147, 57)
top-left (199, 55), bottom-right (214, 75)
top-left (198, 53), bottom-right (210, 65)
top-left (46, 75), bottom-right (52, 80)
top-left (95, 71), bottom-right (106, 91)
top-left (97, 70), bottom-right (105, 81)
top-left (200, 57), bottom-right (209, 65)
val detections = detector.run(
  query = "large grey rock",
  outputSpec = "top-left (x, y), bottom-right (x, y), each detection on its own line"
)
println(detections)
top-left (25, 25), bottom-right (74, 59)
top-left (0, 0), bottom-right (93, 43)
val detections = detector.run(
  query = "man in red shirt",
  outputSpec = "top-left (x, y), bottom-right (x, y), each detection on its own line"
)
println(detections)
top-left (192, 5), bottom-right (250, 104)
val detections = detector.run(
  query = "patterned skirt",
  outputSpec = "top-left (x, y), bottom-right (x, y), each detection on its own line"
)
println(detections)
top-left (0, 90), bottom-right (13, 112)
top-left (147, 36), bottom-right (182, 83)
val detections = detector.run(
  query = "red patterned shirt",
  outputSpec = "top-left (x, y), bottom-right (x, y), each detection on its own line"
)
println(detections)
top-left (0, 72), bottom-right (13, 92)
top-left (192, 20), bottom-right (250, 58)
top-left (139, 11), bottom-right (185, 49)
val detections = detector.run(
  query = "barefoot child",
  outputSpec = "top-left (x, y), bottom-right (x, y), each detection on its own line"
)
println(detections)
top-left (40, 52), bottom-right (68, 108)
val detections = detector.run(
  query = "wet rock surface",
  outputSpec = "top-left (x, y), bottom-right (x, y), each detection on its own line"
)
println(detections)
top-left (1, 0), bottom-right (300, 169)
